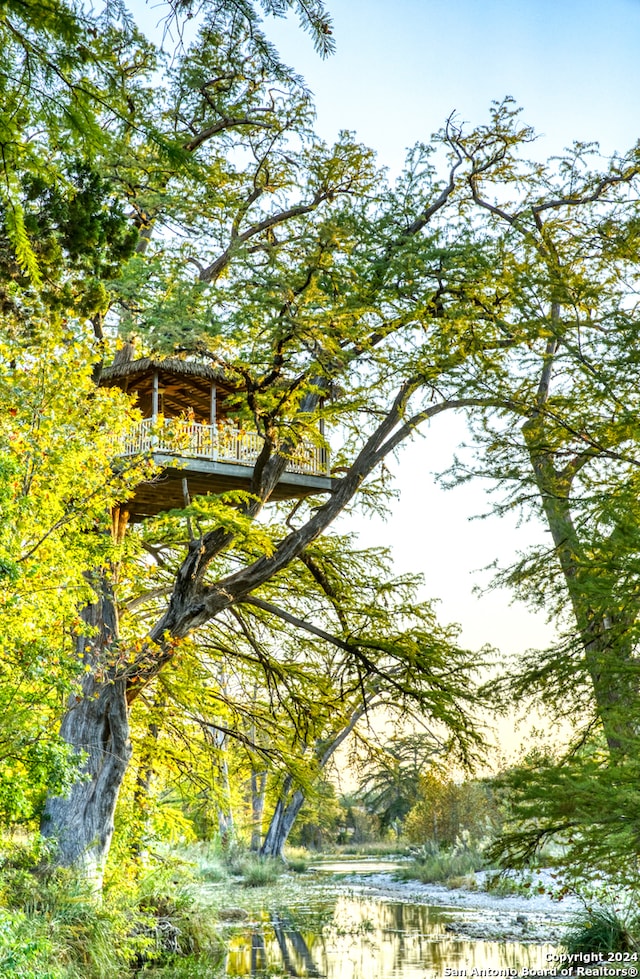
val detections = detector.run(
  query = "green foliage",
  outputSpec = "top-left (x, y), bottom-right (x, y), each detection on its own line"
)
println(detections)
top-left (288, 779), bottom-right (343, 850)
top-left (0, 328), bottom-right (149, 827)
top-left (187, 842), bottom-right (284, 886)
top-left (483, 870), bottom-right (538, 897)
top-left (335, 797), bottom-right (380, 847)
top-left (0, 0), bottom-right (155, 285)
top-left (487, 742), bottom-right (640, 888)
top-left (0, 0), bottom-right (498, 879)
top-left (398, 845), bottom-right (486, 887)
top-left (564, 907), bottom-right (640, 956)
top-left (358, 734), bottom-right (441, 835)
top-left (2, 164), bottom-right (139, 315)
top-left (420, 103), bottom-right (640, 880)
top-left (133, 865), bottom-right (223, 959)
top-left (404, 773), bottom-right (500, 848)
top-left (116, 534), bottom-right (487, 860)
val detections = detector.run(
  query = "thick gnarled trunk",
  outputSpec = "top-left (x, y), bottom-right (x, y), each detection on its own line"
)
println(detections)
top-left (41, 677), bottom-right (131, 886)
top-left (41, 574), bottom-right (131, 887)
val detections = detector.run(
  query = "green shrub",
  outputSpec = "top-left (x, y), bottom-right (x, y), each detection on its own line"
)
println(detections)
top-left (135, 866), bottom-right (198, 918)
top-left (564, 907), bottom-right (640, 956)
top-left (286, 856), bottom-right (309, 874)
top-left (241, 857), bottom-right (283, 888)
top-left (397, 841), bottom-right (487, 885)
top-left (0, 864), bottom-right (147, 977)
top-left (0, 846), bottom-right (223, 977)
top-left (0, 910), bottom-right (65, 979)
top-left (133, 865), bottom-right (222, 962)
top-left (213, 843), bottom-right (285, 886)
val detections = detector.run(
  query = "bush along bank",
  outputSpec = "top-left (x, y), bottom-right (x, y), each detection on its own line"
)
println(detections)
top-left (0, 845), bottom-right (224, 978)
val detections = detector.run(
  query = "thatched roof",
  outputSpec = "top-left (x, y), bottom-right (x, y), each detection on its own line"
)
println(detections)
top-left (100, 357), bottom-right (239, 420)
top-left (100, 356), bottom-right (230, 384)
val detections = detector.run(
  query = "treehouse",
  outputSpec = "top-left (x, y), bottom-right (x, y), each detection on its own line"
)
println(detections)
top-left (100, 357), bottom-right (333, 521)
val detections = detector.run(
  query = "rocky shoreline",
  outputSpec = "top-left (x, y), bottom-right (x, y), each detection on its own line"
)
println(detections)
top-left (323, 868), bottom-right (581, 944)
top-left (319, 869), bottom-right (640, 975)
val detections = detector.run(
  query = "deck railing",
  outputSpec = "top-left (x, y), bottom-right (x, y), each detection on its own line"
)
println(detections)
top-left (120, 417), bottom-right (329, 476)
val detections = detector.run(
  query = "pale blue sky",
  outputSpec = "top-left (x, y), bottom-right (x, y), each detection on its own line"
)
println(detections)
top-left (266, 0), bottom-right (640, 172)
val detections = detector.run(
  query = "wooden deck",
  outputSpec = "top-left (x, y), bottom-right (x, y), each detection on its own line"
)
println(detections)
top-left (121, 418), bottom-right (329, 476)
top-left (117, 418), bottom-right (334, 518)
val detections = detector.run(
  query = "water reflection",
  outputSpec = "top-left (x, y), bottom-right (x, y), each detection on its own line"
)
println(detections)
top-left (225, 893), bottom-right (558, 979)
top-left (313, 859), bottom-right (406, 875)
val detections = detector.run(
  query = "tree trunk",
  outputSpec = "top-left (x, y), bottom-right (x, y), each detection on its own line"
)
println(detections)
top-left (210, 727), bottom-right (234, 847)
top-left (217, 799), bottom-right (234, 847)
top-left (260, 701), bottom-right (370, 860)
top-left (250, 770), bottom-right (267, 852)
top-left (259, 780), bottom-right (305, 860)
top-left (523, 418), bottom-right (638, 757)
top-left (40, 573), bottom-right (132, 888)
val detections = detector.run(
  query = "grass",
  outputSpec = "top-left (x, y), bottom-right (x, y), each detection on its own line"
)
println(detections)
top-left (397, 843), bottom-right (487, 886)
top-left (177, 840), bottom-right (289, 888)
top-left (0, 846), bottom-right (225, 979)
top-left (283, 847), bottom-right (310, 873)
top-left (239, 856), bottom-right (284, 888)
top-left (286, 855), bottom-right (309, 873)
top-left (139, 954), bottom-right (226, 978)
top-left (564, 907), bottom-right (640, 956)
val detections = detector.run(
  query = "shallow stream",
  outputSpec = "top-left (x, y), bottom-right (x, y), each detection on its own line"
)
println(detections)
top-left (221, 859), bottom-right (564, 978)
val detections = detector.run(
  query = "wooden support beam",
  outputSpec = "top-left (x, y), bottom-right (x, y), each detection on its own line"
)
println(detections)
top-left (210, 383), bottom-right (217, 425)
top-left (152, 371), bottom-right (159, 420)
top-left (111, 506), bottom-right (130, 543)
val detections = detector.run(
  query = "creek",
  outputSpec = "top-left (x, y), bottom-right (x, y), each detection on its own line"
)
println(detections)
top-left (219, 859), bottom-right (569, 979)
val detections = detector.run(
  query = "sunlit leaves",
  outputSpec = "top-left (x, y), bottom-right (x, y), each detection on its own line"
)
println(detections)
top-left (0, 325), bottom-right (150, 825)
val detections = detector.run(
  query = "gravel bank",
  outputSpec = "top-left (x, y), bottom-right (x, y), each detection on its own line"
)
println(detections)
top-left (321, 869), bottom-right (581, 944)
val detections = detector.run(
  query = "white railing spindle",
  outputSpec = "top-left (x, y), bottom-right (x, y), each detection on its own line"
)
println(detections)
top-left (119, 418), bottom-right (329, 476)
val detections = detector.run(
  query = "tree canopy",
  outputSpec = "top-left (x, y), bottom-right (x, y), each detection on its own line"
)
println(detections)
top-left (2, 0), bottom-right (640, 894)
